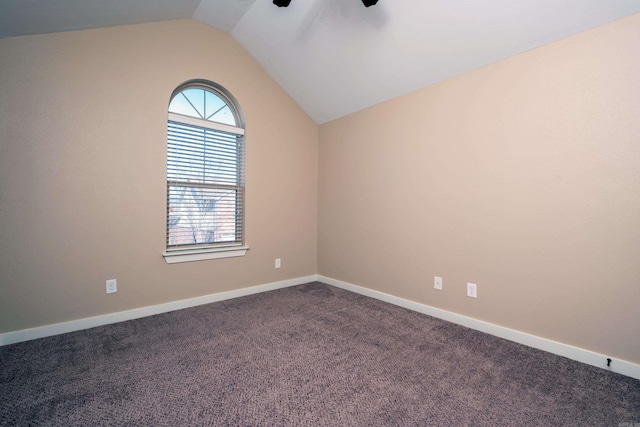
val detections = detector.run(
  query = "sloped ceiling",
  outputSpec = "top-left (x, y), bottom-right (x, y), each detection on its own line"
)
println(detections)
top-left (2, 0), bottom-right (639, 124)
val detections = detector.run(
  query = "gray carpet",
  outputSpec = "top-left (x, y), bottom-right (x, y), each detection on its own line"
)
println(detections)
top-left (1, 282), bottom-right (639, 426)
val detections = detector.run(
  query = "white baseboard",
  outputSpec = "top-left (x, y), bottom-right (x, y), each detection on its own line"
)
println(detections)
top-left (0, 275), bottom-right (317, 347)
top-left (319, 275), bottom-right (640, 380)
top-left (3, 274), bottom-right (638, 380)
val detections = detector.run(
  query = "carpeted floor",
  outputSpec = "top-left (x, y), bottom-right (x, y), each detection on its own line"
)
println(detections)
top-left (1, 282), bottom-right (639, 426)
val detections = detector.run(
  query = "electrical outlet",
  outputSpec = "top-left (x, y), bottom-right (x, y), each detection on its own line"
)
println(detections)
top-left (434, 276), bottom-right (442, 290)
top-left (467, 282), bottom-right (477, 298)
top-left (106, 279), bottom-right (117, 294)
top-left (275, 258), bottom-right (281, 269)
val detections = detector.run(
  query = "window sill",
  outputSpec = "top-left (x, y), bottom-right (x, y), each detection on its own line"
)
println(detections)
top-left (163, 246), bottom-right (249, 264)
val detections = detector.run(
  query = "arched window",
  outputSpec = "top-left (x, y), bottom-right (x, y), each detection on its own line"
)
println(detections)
top-left (163, 81), bottom-right (247, 263)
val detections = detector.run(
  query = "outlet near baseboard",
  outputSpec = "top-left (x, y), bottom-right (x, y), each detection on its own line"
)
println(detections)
top-left (467, 282), bottom-right (477, 298)
top-left (106, 279), bottom-right (117, 294)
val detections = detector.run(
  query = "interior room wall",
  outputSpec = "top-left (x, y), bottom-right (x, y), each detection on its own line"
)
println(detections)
top-left (1, 12), bottom-right (638, 369)
top-left (0, 20), bottom-right (318, 333)
top-left (318, 13), bottom-right (640, 364)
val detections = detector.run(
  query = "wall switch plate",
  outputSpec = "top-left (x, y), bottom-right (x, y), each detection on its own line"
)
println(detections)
top-left (434, 276), bottom-right (442, 290)
top-left (275, 258), bottom-right (281, 269)
top-left (467, 282), bottom-right (477, 298)
top-left (106, 279), bottom-right (117, 294)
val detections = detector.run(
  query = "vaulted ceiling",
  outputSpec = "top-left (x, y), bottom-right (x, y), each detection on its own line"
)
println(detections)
top-left (2, 0), bottom-right (639, 123)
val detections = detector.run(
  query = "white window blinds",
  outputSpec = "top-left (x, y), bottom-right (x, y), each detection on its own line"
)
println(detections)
top-left (166, 87), bottom-right (245, 252)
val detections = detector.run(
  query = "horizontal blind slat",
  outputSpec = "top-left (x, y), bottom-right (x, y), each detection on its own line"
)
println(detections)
top-left (167, 114), bottom-right (245, 249)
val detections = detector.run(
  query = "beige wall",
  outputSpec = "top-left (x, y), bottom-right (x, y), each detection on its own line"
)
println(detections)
top-left (318, 14), bottom-right (640, 364)
top-left (1, 14), bottom-right (638, 366)
top-left (0, 20), bottom-right (318, 332)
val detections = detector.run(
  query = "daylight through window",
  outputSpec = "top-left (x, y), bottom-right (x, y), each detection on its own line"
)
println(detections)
top-left (165, 81), bottom-right (245, 255)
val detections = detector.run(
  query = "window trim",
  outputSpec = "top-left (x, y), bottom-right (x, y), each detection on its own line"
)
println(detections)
top-left (163, 245), bottom-right (249, 264)
top-left (167, 112), bottom-right (245, 136)
top-left (163, 81), bottom-right (248, 264)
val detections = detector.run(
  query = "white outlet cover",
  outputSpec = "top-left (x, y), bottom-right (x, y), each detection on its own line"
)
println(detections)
top-left (106, 279), bottom-right (117, 294)
top-left (467, 282), bottom-right (477, 298)
top-left (275, 258), bottom-right (281, 269)
top-left (434, 276), bottom-right (443, 290)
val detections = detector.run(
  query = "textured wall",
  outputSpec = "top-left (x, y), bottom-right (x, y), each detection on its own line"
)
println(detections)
top-left (2, 12), bottom-right (639, 367)
top-left (318, 14), bottom-right (640, 363)
top-left (0, 20), bottom-right (318, 332)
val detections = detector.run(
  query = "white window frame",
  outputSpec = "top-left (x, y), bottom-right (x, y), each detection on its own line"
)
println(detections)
top-left (163, 82), bottom-right (248, 264)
